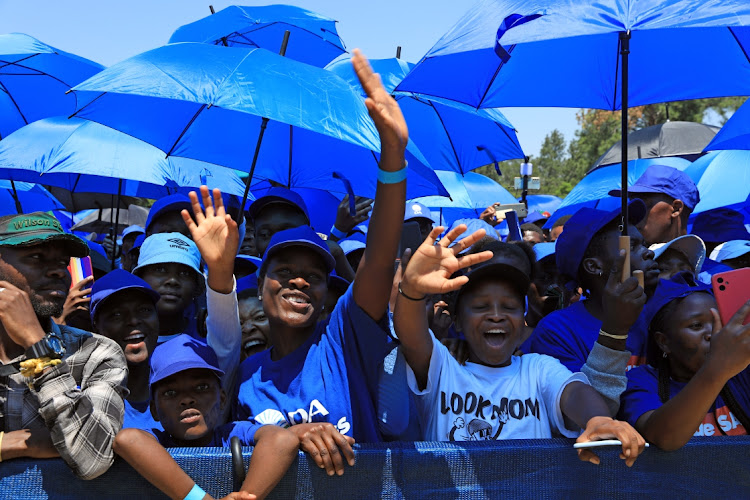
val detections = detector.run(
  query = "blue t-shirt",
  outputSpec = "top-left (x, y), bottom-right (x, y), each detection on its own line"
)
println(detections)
top-left (149, 420), bottom-right (263, 448)
top-left (124, 399), bottom-right (163, 432)
top-left (619, 365), bottom-right (749, 437)
top-left (529, 300), bottom-right (648, 372)
top-left (235, 286), bottom-right (391, 443)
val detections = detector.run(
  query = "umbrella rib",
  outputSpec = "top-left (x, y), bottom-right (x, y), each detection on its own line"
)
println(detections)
top-left (69, 91), bottom-right (107, 118)
top-left (0, 79), bottom-right (29, 125)
top-left (426, 100), bottom-right (464, 174)
top-left (0, 53), bottom-right (40, 72)
top-left (477, 45), bottom-right (514, 110)
top-left (233, 21), bottom-right (346, 51)
top-left (492, 120), bottom-right (525, 160)
top-left (612, 36), bottom-right (621, 111)
top-left (728, 27), bottom-right (750, 65)
top-left (0, 60), bottom-right (73, 89)
top-left (164, 104), bottom-right (207, 158)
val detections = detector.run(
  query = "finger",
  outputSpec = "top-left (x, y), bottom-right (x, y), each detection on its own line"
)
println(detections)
top-left (440, 275), bottom-right (470, 294)
top-left (320, 430), bottom-right (346, 475)
top-left (352, 49), bottom-right (379, 98)
top-left (225, 213), bottom-right (238, 233)
top-left (606, 249), bottom-right (627, 288)
top-left (201, 186), bottom-right (215, 219)
top-left (400, 247), bottom-right (412, 268)
top-left (439, 224), bottom-right (468, 248)
top-left (212, 188), bottom-right (226, 217)
top-left (424, 226), bottom-right (444, 247)
top-left (577, 449), bottom-right (600, 465)
top-left (181, 209), bottom-right (198, 234)
top-left (309, 433), bottom-right (335, 476)
top-left (335, 433), bottom-right (356, 467)
top-left (450, 229), bottom-right (487, 255)
top-left (455, 250), bottom-right (494, 270)
top-left (355, 198), bottom-right (374, 209)
top-left (188, 190), bottom-right (205, 225)
top-left (728, 299), bottom-right (750, 327)
top-left (300, 437), bottom-right (326, 470)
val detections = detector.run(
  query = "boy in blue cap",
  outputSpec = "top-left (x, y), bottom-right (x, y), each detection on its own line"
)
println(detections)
top-left (114, 334), bottom-right (299, 500)
top-left (529, 200), bottom-right (658, 414)
top-left (90, 269), bottom-right (162, 431)
top-left (609, 164), bottom-right (700, 246)
top-left (145, 194), bottom-right (194, 238)
top-left (247, 187), bottom-right (311, 258)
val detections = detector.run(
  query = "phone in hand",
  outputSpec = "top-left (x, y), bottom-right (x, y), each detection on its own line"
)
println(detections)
top-left (68, 256), bottom-right (93, 289)
top-left (712, 268), bottom-right (750, 326)
top-left (399, 220), bottom-right (423, 257)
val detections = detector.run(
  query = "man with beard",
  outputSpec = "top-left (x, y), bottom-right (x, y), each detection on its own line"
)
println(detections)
top-left (0, 212), bottom-right (127, 480)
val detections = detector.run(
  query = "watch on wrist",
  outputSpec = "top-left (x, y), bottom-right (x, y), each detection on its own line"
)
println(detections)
top-left (25, 334), bottom-right (65, 360)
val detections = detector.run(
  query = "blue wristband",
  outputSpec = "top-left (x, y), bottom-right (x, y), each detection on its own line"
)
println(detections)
top-left (330, 225), bottom-right (348, 239)
top-left (184, 483), bottom-right (206, 500)
top-left (377, 161), bottom-right (408, 184)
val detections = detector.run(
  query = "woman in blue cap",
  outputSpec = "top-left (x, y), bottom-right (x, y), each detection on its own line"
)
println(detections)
top-left (619, 273), bottom-right (750, 449)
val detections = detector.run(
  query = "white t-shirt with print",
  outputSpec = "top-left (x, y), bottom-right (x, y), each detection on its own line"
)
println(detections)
top-left (406, 336), bottom-right (588, 441)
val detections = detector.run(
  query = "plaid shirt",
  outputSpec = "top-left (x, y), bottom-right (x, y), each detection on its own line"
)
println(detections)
top-left (0, 322), bottom-right (128, 480)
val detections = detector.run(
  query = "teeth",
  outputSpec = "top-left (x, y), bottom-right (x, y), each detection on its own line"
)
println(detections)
top-left (288, 296), bottom-right (308, 304)
top-left (244, 340), bottom-right (264, 350)
top-left (485, 329), bottom-right (506, 334)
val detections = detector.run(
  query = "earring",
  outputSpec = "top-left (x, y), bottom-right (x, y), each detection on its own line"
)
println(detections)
top-left (598, 271), bottom-right (603, 277)
top-left (662, 352), bottom-right (668, 359)
top-left (258, 295), bottom-right (262, 301)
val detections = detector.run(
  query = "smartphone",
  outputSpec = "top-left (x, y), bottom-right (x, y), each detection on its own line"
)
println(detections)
top-left (398, 220), bottom-right (423, 257)
top-left (493, 202), bottom-right (528, 219)
top-left (68, 256), bottom-right (93, 289)
top-left (712, 268), bottom-right (750, 326)
top-left (573, 440), bottom-right (649, 449)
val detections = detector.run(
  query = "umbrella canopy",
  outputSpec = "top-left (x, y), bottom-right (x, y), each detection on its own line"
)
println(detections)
top-left (71, 205), bottom-right (148, 234)
top-left (591, 121), bottom-right (719, 171)
top-left (523, 194), bottom-right (562, 215)
top-left (70, 43), bottom-right (448, 201)
top-left (544, 157), bottom-right (691, 228)
top-left (0, 33), bottom-right (104, 139)
top-left (0, 180), bottom-right (64, 216)
top-left (398, 0), bottom-right (750, 110)
top-left (683, 150), bottom-right (750, 218)
top-left (704, 98), bottom-right (750, 152)
top-left (0, 116), bottom-right (250, 210)
top-left (327, 57), bottom-right (525, 174)
top-left (169, 4), bottom-right (346, 68)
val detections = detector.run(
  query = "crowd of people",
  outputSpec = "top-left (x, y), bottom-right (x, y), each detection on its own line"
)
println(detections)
top-left (1, 51), bottom-right (749, 500)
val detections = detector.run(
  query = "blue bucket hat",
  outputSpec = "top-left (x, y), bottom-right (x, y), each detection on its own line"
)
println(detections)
top-left (150, 334), bottom-right (224, 388)
top-left (691, 208), bottom-right (750, 243)
top-left (556, 199), bottom-right (647, 281)
top-left (713, 240), bottom-right (750, 262)
top-left (260, 225), bottom-right (335, 275)
top-left (404, 201), bottom-right (433, 222)
top-left (132, 232), bottom-right (202, 276)
top-left (90, 269), bottom-right (160, 324)
top-left (246, 187), bottom-right (310, 224)
top-left (145, 194), bottom-right (192, 233)
top-left (609, 164), bottom-right (700, 210)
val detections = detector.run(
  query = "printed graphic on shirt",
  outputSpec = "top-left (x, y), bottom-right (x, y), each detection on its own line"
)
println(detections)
top-left (441, 391), bottom-right (540, 442)
top-left (693, 406), bottom-right (747, 437)
top-left (626, 354), bottom-right (646, 371)
top-left (253, 400), bottom-right (351, 435)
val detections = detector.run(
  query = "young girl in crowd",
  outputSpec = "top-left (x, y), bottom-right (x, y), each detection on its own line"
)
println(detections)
top-left (394, 224), bottom-right (647, 466)
top-left (619, 273), bottom-right (750, 449)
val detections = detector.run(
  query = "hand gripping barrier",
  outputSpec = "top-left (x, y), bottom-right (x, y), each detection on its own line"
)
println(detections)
top-left (2, 437), bottom-right (749, 499)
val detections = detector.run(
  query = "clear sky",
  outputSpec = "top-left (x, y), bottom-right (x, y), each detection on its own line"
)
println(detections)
top-left (0, 0), bottom-right (579, 157)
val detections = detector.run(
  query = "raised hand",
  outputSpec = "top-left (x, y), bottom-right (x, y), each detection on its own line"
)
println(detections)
top-left (352, 49), bottom-right (408, 157)
top-left (182, 186), bottom-right (239, 294)
top-left (332, 195), bottom-right (373, 236)
top-left (601, 249), bottom-right (647, 337)
top-left (54, 276), bottom-right (93, 326)
top-left (400, 225), bottom-right (493, 298)
top-left (705, 300), bottom-right (750, 379)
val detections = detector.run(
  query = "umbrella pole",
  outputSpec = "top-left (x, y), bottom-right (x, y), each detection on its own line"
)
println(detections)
top-left (10, 179), bottom-right (23, 214)
top-left (237, 30), bottom-right (292, 220)
top-left (619, 30), bottom-right (631, 282)
top-left (111, 179), bottom-right (122, 269)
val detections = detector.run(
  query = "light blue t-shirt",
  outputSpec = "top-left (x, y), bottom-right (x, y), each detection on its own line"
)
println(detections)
top-left (235, 286), bottom-right (391, 443)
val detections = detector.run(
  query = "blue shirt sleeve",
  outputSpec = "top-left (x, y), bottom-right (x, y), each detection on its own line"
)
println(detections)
top-left (529, 305), bottom-right (593, 372)
top-left (618, 365), bottom-right (662, 427)
top-left (214, 421), bottom-right (264, 447)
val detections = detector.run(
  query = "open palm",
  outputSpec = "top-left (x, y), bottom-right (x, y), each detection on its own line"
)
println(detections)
top-left (182, 186), bottom-right (239, 269)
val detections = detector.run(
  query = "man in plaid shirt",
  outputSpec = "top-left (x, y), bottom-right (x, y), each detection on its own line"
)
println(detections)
top-left (0, 212), bottom-right (127, 480)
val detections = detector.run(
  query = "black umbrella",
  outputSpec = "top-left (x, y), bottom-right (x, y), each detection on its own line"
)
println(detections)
top-left (589, 121), bottom-right (719, 172)
top-left (70, 205), bottom-right (148, 234)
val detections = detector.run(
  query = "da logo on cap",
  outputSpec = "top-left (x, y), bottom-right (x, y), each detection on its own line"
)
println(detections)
top-left (411, 204), bottom-right (423, 215)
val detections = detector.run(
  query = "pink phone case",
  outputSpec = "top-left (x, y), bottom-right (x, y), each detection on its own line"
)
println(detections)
top-left (711, 268), bottom-right (750, 326)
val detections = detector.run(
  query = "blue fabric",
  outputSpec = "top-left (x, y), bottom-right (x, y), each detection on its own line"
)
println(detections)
top-left (690, 206), bottom-right (750, 242)
top-left (70, 43), bottom-right (448, 201)
top-left (524, 194), bottom-right (562, 216)
top-left (169, 5), bottom-right (346, 68)
top-left (705, 97), bottom-right (750, 152)
top-left (123, 399), bottom-right (163, 433)
top-left (715, 240), bottom-right (750, 262)
top-left (248, 180), bottom-right (340, 235)
top-left (235, 286), bottom-right (391, 442)
top-left (529, 300), bottom-right (648, 372)
top-left (684, 151), bottom-right (750, 218)
top-left (328, 57), bottom-right (524, 175)
top-left (0, 180), bottom-right (64, 216)
top-left (609, 164), bottom-right (700, 210)
top-left (90, 269), bottom-right (160, 323)
top-left (145, 194), bottom-right (192, 232)
top-left (133, 233), bottom-right (201, 275)
top-left (0, 117), bottom-right (249, 199)
top-left (0, 33), bottom-right (104, 139)
top-left (246, 186), bottom-right (310, 223)
top-left (260, 225), bottom-right (335, 272)
top-left (150, 335), bottom-right (224, 387)
top-left (620, 365), bottom-right (750, 436)
top-left (543, 157), bottom-right (691, 230)
top-left (150, 420), bottom-right (263, 448)
top-left (397, 1), bottom-right (750, 111)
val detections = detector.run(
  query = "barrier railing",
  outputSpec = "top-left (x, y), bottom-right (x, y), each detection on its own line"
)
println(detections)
top-left (2, 437), bottom-right (749, 499)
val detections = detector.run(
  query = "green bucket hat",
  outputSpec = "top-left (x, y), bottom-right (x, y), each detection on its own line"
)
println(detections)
top-left (0, 212), bottom-right (89, 257)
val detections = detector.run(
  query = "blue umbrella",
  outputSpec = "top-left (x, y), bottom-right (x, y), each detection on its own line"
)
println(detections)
top-left (327, 57), bottom-right (524, 175)
top-left (250, 179), bottom-right (343, 234)
top-left (544, 157), bottom-right (691, 228)
top-left (0, 33), bottom-right (104, 139)
top-left (398, 0), bottom-right (750, 233)
top-left (704, 98), bottom-right (750, 152)
top-left (412, 170), bottom-right (516, 225)
top-left (683, 150), bottom-right (750, 219)
top-left (70, 43), bottom-right (448, 203)
top-left (523, 194), bottom-right (561, 216)
top-left (0, 117), bottom-right (249, 207)
top-left (0, 180), bottom-right (64, 216)
top-left (169, 4), bottom-right (346, 68)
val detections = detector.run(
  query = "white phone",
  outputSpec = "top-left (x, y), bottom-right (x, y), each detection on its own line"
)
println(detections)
top-left (573, 439), bottom-right (650, 449)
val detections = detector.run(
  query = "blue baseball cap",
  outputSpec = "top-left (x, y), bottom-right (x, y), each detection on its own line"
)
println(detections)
top-left (533, 242), bottom-right (556, 263)
top-left (237, 274), bottom-right (259, 293)
top-left (649, 234), bottom-right (705, 273)
top-left (122, 225), bottom-right (145, 239)
top-left (86, 239), bottom-right (113, 273)
top-left (260, 225), bottom-right (335, 275)
top-left (150, 334), bottom-right (224, 388)
top-left (556, 199), bottom-right (647, 281)
top-left (145, 194), bottom-right (192, 233)
top-left (609, 164), bottom-right (700, 210)
top-left (338, 232), bottom-right (367, 256)
top-left (128, 234), bottom-right (145, 256)
top-left (235, 254), bottom-right (262, 272)
top-left (132, 232), bottom-right (202, 276)
top-left (90, 269), bottom-right (160, 324)
top-left (246, 187), bottom-right (310, 224)
top-left (713, 240), bottom-right (750, 262)
top-left (691, 208), bottom-right (750, 243)
top-left (643, 272), bottom-right (712, 335)
top-left (404, 201), bottom-right (433, 222)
